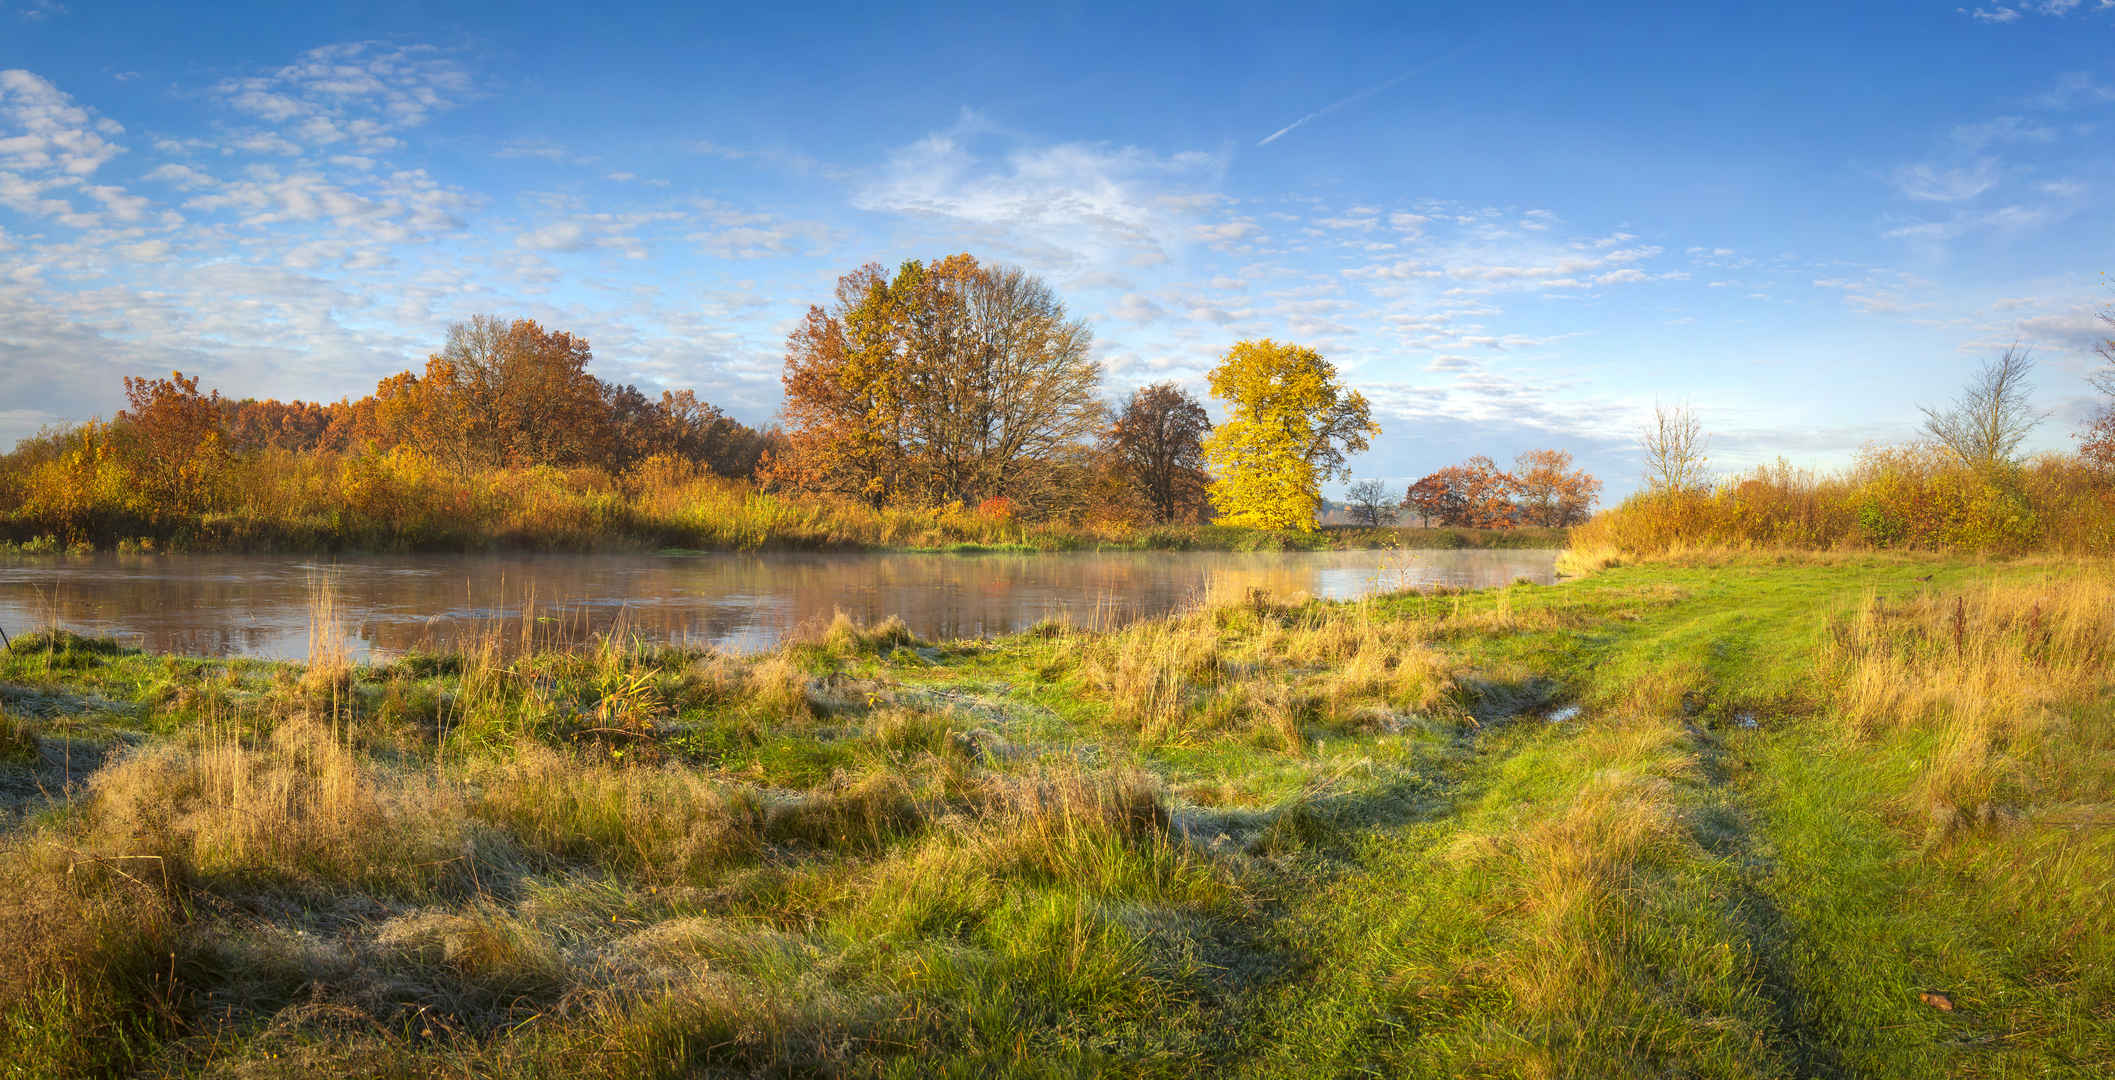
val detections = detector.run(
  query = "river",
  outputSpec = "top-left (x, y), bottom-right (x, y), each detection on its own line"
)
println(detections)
top-left (0, 548), bottom-right (1562, 660)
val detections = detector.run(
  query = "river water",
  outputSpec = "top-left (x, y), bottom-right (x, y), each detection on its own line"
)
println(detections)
top-left (0, 548), bottom-right (1561, 660)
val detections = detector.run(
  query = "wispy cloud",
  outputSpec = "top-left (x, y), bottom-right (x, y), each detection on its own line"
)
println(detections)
top-left (1961, 0), bottom-right (2113, 21)
top-left (1893, 159), bottom-right (1999, 202)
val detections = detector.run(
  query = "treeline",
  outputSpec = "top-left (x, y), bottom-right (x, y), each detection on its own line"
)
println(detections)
top-left (5, 254), bottom-right (1586, 551)
top-left (1341, 449), bottom-right (1602, 529)
top-left (1577, 340), bottom-right (2115, 557)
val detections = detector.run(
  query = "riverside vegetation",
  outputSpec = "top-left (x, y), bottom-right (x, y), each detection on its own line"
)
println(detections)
top-left (0, 260), bottom-right (1599, 555)
top-left (3, 550), bottom-right (2110, 1077)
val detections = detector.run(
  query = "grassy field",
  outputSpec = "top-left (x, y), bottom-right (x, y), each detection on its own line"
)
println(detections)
top-left (0, 553), bottom-right (2109, 1077)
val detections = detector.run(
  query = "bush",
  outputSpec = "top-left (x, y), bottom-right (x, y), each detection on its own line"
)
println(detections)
top-left (1573, 447), bottom-right (2115, 557)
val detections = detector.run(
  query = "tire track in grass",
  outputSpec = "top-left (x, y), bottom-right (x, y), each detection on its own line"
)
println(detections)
top-left (1686, 714), bottom-right (1844, 1079)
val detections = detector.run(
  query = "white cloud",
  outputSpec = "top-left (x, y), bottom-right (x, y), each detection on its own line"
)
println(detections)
top-left (517, 220), bottom-right (589, 252)
top-left (145, 162), bottom-right (216, 189)
top-left (854, 121), bottom-right (1225, 272)
top-left (2033, 72), bottom-right (2115, 109)
top-left (1893, 159), bottom-right (1998, 202)
top-left (1950, 115), bottom-right (2057, 150)
top-left (213, 42), bottom-right (469, 155)
top-left (0, 69), bottom-right (125, 176)
top-left (1110, 292), bottom-right (1165, 324)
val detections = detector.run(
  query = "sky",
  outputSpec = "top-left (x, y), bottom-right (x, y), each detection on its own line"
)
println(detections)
top-left (1, 0), bottom-right (2111, 499)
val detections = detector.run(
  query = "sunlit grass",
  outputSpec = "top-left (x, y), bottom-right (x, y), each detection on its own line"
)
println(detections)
top-left (0, 554), bottom-right (2107, 1074)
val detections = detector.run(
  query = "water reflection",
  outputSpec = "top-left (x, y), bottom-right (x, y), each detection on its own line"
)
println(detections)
top-left (0, 548), bottom-right (1562, 660)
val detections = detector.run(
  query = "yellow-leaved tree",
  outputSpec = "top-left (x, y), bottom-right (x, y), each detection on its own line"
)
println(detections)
top-left (1201, 339), bottom-right (1378, 530)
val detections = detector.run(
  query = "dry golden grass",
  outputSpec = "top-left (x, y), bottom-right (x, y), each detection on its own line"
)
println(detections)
top-left (84, 717), bottom-right (466, 894)
top-left (471, 743), bottom-right (764, 879)
top-left (1826, 574), bottom-right (2115, 835)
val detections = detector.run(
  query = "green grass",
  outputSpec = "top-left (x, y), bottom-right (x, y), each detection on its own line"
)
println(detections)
top-left (0, 553), bottom-right (2108, 1076)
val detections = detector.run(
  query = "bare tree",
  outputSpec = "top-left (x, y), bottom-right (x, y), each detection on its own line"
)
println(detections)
top-left (1920, 345), bottom-right (2047, 469)
top-left (1343, 478), bottom-right (1397, 526)
top-left (2083, 308), bottom-right (2115, 472)
top-left (1642, 402), bottom-right (1709, 494)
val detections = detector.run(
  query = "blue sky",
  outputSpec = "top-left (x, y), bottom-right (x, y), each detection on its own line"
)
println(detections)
top-left (2, 0), bottom-right (2111, 498)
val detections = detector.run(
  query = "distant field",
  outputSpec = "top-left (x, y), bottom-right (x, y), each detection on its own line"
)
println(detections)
top-left (1, 553), bottom-right (2107, 1077)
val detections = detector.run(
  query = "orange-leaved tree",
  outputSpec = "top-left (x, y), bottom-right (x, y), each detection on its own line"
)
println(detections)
top-left (1201, 340), bottom-right (1376, 531)
top-left (1402, 456), bottom-right (1519, 528)
top-left (117, 370), bottom-right (229, 516)
top-left (1513, 448), bottom-right (1601, 526)
top-left (775, 255), bottom-right (1102, 513)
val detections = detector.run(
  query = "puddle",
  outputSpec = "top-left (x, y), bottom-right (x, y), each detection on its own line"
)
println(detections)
top-left (1547, 704), bottom-right (1581, 723)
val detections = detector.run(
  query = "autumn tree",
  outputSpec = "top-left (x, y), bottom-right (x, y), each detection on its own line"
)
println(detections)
top-left (117, 371), bottom-right (229, 514)
top-left (1105, 382), bottom-right (1212, 523)
top-left (776, 255), bottom-right (1103, 512)
top-left (1201, 339), bottom-right (1377, 531)
top-left (344, 316), bottom-right (770, 478)
top-left (222, 398), bottom-right (350, 453)
top-left (653, 389), bottom-right (779, 479)
top-left (1512, 448), bottom-right (1601, 526)
top-left (1343, 479), bottom-right (1397, 526)
top-left (1403, 456), bottom-right (1519, 528)
top-left (1401, 473), bottom-right (1452, 527)
top-left (1920, 345), bottom-right (2048, 470)
top-left (436, 315), bottom-right (609, 467)
top-left (1642, 402), bottom-right (1709, 495)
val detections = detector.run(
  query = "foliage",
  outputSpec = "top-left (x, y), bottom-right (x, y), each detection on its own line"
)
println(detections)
top-left (1512, 447), bottom-right (1602, 526)
top-left (774, 255), bottom-right (1103, 515)
top-left (1572, 445), bottom-right (2115, 555)
top-left (1105, 382), bottom-right (1212, 524)
top-left (1403, 454), bottom-right (1523, 528)
top-left (1201, 339), bottom-right (1377, 532)
top-left (118, 371), bottom-right (229, 516)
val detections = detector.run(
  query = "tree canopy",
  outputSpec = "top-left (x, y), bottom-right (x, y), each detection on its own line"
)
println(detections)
top-left (1105, 382), bottom-right (1212, 524)
top-left (775, 255), bottom-right (1103, 512)
top-left (1200, 339), bottom-right (1377, 531)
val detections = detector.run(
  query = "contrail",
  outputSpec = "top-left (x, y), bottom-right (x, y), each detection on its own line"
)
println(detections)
top-left (1257, 69), bottom-right (1417, 147)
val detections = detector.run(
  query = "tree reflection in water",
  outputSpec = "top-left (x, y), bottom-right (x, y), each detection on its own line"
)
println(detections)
top-left (0, 548), bottom-right (1561, 660)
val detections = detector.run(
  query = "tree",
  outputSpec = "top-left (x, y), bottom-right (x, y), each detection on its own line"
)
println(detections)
top-left (2079, 307), bottom-right (2115, 474)
top-left (776, 255), bottom-right (1103, 512)
top-left (1105, 382), bottom-right (1212, 523)
top-left (1401, 473), bottom-right (1451, 527)
top-left (1920, 345), bottom-right (2047, 470)
top-left (117, 371), bottom-right (229, 514)
top-left (1344, 479), bottom-right (1397, 526)
top-left (1201, 339), bottom-right (1377, 531)
top-left (436, 315), bottom-right (608, 467)
top-left (1403, 457), bottom-right (1519, 528)
top-left (1642, 402), bottom-right (1709, 495)
top-left (1513, 448), bottom-right (1601, 526)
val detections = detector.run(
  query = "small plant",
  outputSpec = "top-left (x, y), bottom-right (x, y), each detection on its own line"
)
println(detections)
top-left (0, 706), bottom-right (37, 766)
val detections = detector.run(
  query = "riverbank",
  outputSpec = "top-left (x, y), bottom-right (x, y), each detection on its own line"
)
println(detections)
top-left (0, 449), bottom-right (1564, 556)
top-left (3, 554), bottom-right (2107, 1075)
top-left (0, 507), bottom-right (1564, 557)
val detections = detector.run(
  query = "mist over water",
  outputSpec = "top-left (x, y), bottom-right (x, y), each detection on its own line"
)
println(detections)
top-left (0, 548), bottom-right (1561, 660)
